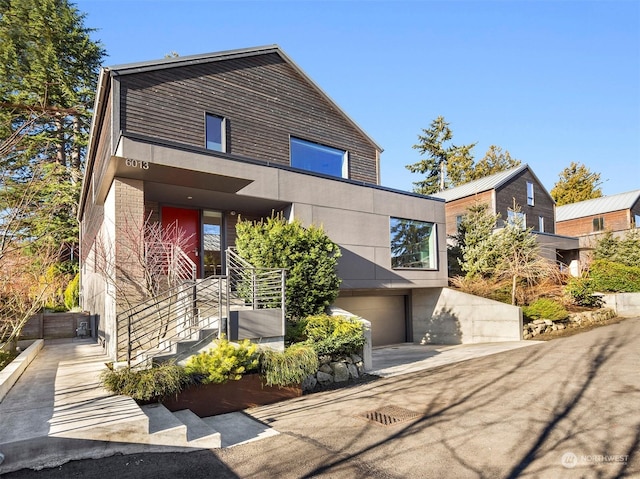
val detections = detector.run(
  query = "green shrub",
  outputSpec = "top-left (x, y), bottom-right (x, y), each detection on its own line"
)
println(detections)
top-left (184, 337), bottom-right (260, 384)
top-left (100, 363), bottom-right (191, 402)
top-left (302, 314), bottom-right (366, 357)
top-left (590, 259), bottom-right (640, 293)
top-left (260, 343), bottom-right (319, 387)
top-left (285, 318), bottom-right (308, 345)
top-left (564, 276), bottom-right (602, 307)
top-left (522, 298), bottom-right (568, 322)
top-left (64, 273), bottom-right (80, 310)
top-left (235, 214), bottom-right (342, 320)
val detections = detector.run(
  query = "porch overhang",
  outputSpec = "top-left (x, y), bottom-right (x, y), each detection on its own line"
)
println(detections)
top-left (94, 155), bottom-right (254, 206)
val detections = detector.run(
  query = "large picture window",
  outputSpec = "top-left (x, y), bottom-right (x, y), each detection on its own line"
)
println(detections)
top-left (290, 137), bottom-right (348, 178)
top-left (390, 217), bottom-right (437, 269)
top-left (206, 114), bottom-right (225, 152)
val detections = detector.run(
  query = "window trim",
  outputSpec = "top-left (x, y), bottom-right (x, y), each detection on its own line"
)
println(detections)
top-left (205, 113), bottom-right (226, 152)
top-left (289, 136), bottom-right (349, 179)
top-left (389, 216), bottom-right (438, 270)
top-left (593, 217), bottom-right (605, 232)
top-left (526, 181), bottom-right (535, 206)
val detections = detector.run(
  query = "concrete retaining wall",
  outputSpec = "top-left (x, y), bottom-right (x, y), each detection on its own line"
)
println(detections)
top-left (601, 293), bottom-right (640, 318)
top-left (412, 288), bottom-right (522, 345)
top-left (0, 339), bottom-right (44, 403)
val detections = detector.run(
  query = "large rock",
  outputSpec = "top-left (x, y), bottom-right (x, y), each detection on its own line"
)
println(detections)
top-left (316, 371), bottom-right (334, 386)
top-left (331, 362), bottom-right (350, 382)
top-left (347, 363), bottom-right (359, 379)
top-left (302, 374), bottom-right (317, 392)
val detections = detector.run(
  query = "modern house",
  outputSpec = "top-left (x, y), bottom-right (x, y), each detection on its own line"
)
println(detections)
top-left (78, 45), bottom-right (459, 362)
top-left (556, 189), bottom-right (640, 263)
top-left (432, 164), bottom-right (579, 266)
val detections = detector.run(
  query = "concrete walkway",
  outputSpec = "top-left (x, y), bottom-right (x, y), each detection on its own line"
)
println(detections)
top-left (0, 337), bottom-right (541, 474)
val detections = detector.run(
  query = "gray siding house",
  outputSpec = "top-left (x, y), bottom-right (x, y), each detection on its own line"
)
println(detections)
top-left (78, 45), bottom-right (451, 360)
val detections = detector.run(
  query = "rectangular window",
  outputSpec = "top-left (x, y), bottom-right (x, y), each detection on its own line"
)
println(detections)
top-left (593, 217), bottom-right (604, 232)
top-left (390, 217), bottom-right (437, 270)
top-left (290, 137), bottom-right (348, 178)
top-left (456, 215), bottom-right (464, 230)
top-left (206, 114), bottom-right (225, 152)
top-left (635, 214), bottom-right (640, 228)
top-left (538, 216), bottom-right (545, 232)
top-left (507, 209), bottom-right (526, 229)
top-left (527, 181), bottom-right (535, 206)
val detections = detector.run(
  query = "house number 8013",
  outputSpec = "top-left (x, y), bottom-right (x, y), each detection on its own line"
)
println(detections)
top-left (125, 158), bottom-right (149, 169)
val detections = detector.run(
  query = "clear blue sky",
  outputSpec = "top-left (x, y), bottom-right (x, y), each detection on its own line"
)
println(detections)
top-left (76, 0), bottom-right (640, 196)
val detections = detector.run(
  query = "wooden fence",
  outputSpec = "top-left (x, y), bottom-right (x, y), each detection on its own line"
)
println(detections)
top-left (20, 312), bottom-right (94, 340)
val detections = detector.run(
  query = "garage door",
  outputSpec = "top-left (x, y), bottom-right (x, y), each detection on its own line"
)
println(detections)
top-left (333, 295), bottom-right (407, 346)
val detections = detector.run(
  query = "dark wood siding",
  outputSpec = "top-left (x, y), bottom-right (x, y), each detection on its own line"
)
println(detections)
top-left (495, 170), bottom-right (555, 234)
top-left (117, 53), bottom-right (378, 183)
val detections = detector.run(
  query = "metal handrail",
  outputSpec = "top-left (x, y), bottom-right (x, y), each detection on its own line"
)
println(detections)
top-left (117, 248), bottom-right (285, 368)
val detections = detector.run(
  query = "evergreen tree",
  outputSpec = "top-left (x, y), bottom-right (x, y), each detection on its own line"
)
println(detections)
top-left (456, 202), bottom-right (502, 278)
top-left (406, 116), bottom-right (476, 195)
top-left (235, 215), bottom-right (342, 320)
top-left (550, 162), bottom-right (603, 206)
top-left (470, 145), bottom-right (521, 181)
top-left (0, 0), bottom-right (105, 249)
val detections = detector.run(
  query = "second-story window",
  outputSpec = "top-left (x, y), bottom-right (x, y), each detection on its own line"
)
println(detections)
top-left (206, 114), bottom-right (226, 152)
top-left (527, 181), bottom-right (534, 206)
top-left (290, 137), bottom-right (348, 178)
top-left (507, 209), bottom-right (527, 230)
top-left (593, 217), bottom-right (604, 232)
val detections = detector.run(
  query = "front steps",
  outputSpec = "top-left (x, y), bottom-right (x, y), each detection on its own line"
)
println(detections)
top-left (141, 403), bottom-right (221, 448)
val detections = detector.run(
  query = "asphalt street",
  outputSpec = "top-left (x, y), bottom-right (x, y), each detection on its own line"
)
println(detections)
top-left (5, 317), bottom-right (639, 479)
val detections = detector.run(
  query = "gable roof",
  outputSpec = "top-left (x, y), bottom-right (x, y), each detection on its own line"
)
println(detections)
top-left (556, 189), bottom-right (640, 222)
top-left (431, 164), bottom-right (533, 202)
top-left (104, 44), bottom-right (382, 152)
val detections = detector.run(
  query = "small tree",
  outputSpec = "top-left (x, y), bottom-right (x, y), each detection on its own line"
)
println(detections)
top-left (493, 203), bottom-right (554, 305)
top-left (593, 229), bottom-right (640, 268)
top-left (92, 213), bottom-right (196, 310)
top-left (235, 215), bottom-right (341, 320)
top-left (455, 202), bottom-right (502, 278)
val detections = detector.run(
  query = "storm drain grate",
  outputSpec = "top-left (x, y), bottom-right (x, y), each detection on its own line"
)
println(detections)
top-left (360, 405), bottom-right (421, 426)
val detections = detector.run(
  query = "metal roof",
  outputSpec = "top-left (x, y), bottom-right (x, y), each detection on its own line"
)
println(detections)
top-left (556, 189), bottom-right (640, 221)
top-left (431, 164), bottom-right (529, 202)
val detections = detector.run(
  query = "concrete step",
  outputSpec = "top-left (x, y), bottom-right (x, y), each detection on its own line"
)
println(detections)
top-left (173, 409), bottom-right (221, 448)
top-left (141, 404), bottom-right (221, 448)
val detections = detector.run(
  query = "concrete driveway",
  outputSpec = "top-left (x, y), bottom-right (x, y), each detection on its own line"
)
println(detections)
top-left (4, 317), bottom-right (639, 478)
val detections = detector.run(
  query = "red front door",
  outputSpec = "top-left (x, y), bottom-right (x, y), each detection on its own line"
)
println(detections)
top-left (161, 206), bottom-right (201, 277)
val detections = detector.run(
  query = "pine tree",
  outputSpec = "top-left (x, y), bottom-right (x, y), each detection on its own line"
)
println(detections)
top-left (0, 0), bottom-right (105, 249)
top-left (550, 162), bottom-right (603, 206)
top-left (406, 116), bottom-right (476, 195)
top-left (470, 145), bottom-right (521, 180)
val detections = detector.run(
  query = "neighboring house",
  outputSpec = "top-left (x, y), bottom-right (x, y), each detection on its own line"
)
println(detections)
top-left (432, 164), bottom-right (579, 266)
top-left (556, 189), bottom-right (640, 264)
top-left (78, 45), bottom-right (450, 361)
